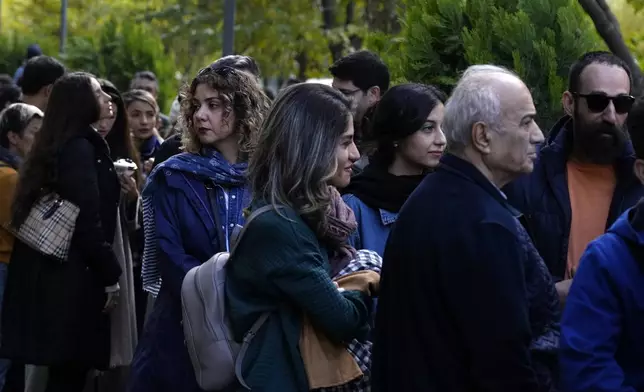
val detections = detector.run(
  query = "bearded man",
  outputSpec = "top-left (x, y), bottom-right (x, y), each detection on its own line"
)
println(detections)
top-left (505, 51), bottom-right (643, 306)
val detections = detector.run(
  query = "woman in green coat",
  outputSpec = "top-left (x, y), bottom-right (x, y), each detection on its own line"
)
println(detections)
top-left (226, 83), bottom-right (370, 392)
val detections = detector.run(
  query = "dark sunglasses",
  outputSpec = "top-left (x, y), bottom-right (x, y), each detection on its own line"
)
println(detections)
top-left (574, 92), bottom-right (635, 114)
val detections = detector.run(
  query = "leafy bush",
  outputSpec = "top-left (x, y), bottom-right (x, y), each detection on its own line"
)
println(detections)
top-left (0, 32), bottom-right (58, 77)
top-left (63, 18), bottom-right (178, 112)
top-left (399, 0), bottom-right (604, 130)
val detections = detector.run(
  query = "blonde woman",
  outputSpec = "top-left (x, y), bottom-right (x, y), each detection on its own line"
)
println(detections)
top-left (123, 89), bottom-right (162, 175)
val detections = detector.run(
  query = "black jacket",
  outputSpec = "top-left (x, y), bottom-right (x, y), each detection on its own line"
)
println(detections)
top-left (372, 154), bottom-right (557, 392)
top-left (504, 116), bottom-right (644, 281)
top-left (1, 127), bottom-right (122, 368)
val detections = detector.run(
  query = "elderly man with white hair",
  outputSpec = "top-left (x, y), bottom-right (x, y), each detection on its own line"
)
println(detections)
top-left (371, 65), bottom-right (560, 392)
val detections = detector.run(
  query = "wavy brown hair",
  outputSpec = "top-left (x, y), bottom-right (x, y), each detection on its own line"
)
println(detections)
top-left (180, 66), bottom-right (269, 157)
top-left (248, 83), bottom-right (352, 237)
top-left (12, 72), bottom-right (100, 226)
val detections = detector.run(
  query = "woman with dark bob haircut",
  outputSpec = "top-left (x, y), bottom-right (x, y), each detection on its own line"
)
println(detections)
top-left (342, 83), bottom-right (447, 256)
top-left (224, 83), bottom-right (372, 391)
top-left (1, 72), bottom-right (121, 391)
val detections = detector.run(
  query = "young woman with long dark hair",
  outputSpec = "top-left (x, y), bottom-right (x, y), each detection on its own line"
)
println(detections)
top-left (342, 83), bottom-right (447, 256)
top-left (225, 83), bottom-right (371, 391)
top-left (1, 72), bottom-right (121, 392)
top-left (98, 79), bottom-right (148, 341)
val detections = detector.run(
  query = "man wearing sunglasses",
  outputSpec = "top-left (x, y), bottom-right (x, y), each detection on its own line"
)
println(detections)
top-left (505, 51), bottom-right (644, 306)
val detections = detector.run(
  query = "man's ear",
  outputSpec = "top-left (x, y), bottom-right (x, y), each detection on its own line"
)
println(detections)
top-left (367, 86), bottom-right (381, 106)
top-left (471, 122), bottom-right (492, 155)
top-left (562, 91), bottom-right (575, 117)
top-left (634, 159), bottom-right (644, 185)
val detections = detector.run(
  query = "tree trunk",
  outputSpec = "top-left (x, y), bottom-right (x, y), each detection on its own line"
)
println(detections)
top-left (346, 1), bottom-right (362, 50)
top-left (578, 0), bottom-right (643, 95)
top-left (322, 0), bottom-right (344, 62)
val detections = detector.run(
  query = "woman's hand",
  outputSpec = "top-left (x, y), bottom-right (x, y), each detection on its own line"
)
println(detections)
top-left (119, 173), bottom-right (139, 201)
top-left (142, 159), bottom-right (155, 175)
top-left (104, 283), bottom-right (120, 313)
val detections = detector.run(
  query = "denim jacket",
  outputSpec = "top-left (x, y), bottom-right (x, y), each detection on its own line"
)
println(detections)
top-left (343, 193), bottom-right (397, 256)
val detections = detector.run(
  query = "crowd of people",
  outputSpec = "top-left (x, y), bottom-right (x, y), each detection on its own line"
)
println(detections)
top-left (0, 43), bottom-right (642, 392)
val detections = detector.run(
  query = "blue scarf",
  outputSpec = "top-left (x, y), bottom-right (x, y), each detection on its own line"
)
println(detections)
top-left (141, 148), bottom-right (247, 296)
top-left (139, 135), bottom-right (161, 161)
top-left (0, 146), bottom-right (21, 170)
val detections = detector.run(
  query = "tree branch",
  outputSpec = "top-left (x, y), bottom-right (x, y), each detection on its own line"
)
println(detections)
top-left (578, 0), bottom-right (643, 94)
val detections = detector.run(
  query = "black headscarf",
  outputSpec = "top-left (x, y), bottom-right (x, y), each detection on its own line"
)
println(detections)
top-left (342, 163), bottom-right (425, 213)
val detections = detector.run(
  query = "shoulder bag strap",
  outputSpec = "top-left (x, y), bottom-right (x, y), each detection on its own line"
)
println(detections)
top-left (230, 204), bottom-right (279, 254)
top-left (235, 312), bottom-right (271, 390)
top-left (231, 204), bottom-right (280, 390)
top-left (204, 182), bottom-right (228, 253)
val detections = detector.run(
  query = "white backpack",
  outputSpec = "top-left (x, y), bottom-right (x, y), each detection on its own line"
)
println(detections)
top-left (181, 205), bottom-right (275, 391)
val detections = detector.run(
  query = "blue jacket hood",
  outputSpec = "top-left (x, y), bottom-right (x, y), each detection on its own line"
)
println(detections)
top-left (609, 202), bottom-right (644, 247)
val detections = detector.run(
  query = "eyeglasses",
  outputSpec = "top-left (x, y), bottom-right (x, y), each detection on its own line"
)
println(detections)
top-left (574, 92), bottom-right (635, 114)
top-left (338, 88), bottom-right (362, 97)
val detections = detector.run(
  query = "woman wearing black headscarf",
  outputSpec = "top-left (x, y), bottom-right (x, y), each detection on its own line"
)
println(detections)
top-left (342, 83), bottom-right (447, 256)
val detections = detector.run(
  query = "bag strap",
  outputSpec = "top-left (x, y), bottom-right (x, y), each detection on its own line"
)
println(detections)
top-left (231, 204), bottom-right (279, 390)
top-left (230, 204), bottom-right (278, 254)
top-left (204, 182), bottom-right (228, 253)
top-left (235, 312), bottom-right (271, 390)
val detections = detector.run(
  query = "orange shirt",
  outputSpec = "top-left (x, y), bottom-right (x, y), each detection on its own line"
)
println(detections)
top-left (566, 161), bottom-right (616, 278)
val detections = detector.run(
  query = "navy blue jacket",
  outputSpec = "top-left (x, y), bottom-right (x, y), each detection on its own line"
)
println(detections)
top-left (372, 154), bottom-right (559, 392)
top-left (504, 116), bottom-right (644, 281)
top-left (560, 204), bottom-right (644, 391)
top-left (128, 166), bottom-right (250, 392)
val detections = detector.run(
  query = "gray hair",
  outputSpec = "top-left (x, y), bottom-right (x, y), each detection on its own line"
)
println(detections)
top-left (0, 103), bottom-right (44, 148)
top-left (443, 65), bottom-right (520, 152)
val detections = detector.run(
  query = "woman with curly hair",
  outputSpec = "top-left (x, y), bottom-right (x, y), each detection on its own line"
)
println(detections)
top-left (127, 64), bottom-right (269, 392)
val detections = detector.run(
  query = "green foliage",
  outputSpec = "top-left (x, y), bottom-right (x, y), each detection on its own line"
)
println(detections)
top-left (1, 0), bottom-right (403, 95)
top-left (611, 0), bottom-right (644, 70)
top-left (62, 19), bottom-right (177, 112)
top-left (363, 31), bottom-right (406, 83)
top-left (400, 0), bottom-right (604, 130)
top-left (0, 32), bottom-right (58, 76)
top-left (626, 0), bottom-right (644, 11)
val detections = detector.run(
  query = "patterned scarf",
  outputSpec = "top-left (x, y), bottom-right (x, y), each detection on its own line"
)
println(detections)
top-left (0, 146), bottom-right (21, 170)
top-left (141, 148), bottom-right (247, 296)
top-left (324, 187), bottom-right (359, 276)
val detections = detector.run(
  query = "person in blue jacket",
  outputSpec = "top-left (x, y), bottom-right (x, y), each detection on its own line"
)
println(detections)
top-left (342, 83), bottom-right (446, 256)
top-left (127, 64), bottom-right (269, 392)
top-left (504, 51), bottom-right (643, 305)
top-left (560, 97), bottom-right (644, 392)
